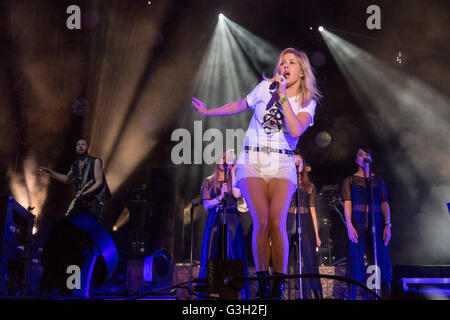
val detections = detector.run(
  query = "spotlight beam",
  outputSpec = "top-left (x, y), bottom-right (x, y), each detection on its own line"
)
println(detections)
top-left (321, 28), bottom-right (450, 264)
top-left (178, 16), bottom-right (281, 199)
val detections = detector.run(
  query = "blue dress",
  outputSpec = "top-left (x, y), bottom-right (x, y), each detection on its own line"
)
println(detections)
top-left (198, 177), bottom-right (250, 299)
top-left (342, 175), bottom-right (392, 285)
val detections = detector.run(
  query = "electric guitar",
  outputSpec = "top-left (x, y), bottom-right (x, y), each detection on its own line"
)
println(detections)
top-left (65, 180), bottom-right (94, 217)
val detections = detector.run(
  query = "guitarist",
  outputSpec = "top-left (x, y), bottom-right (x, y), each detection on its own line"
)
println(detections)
top-left (37, 138), bottom-right (111, 296)
top-left (38, 138), bottom-right (111, 221)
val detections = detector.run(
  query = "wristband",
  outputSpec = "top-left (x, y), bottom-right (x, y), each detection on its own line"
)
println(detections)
top-left (385, 221), bottom-right (391, 227)
top-left (278, 96), bottom-right (287, 105)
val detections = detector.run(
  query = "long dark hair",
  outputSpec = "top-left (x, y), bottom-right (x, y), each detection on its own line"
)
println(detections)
top-left (297, 153), bottom-right (314, 194)
top-left (354, 146), bottom-right (372, 159)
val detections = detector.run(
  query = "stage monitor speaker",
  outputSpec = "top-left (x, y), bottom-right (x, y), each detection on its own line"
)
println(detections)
top-left (40, 213), bottom-right (118, 297)
top-left (143, 248), bottom-right (173, 284)
top-left (0, 196), bottom-right (35, 296)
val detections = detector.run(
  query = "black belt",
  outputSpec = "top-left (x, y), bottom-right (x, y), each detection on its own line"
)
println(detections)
top-left (244, 146), bottom-right (294, 155)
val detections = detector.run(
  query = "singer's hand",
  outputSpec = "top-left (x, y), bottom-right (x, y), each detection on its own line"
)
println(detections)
top-left (191, 97), bottom-right (208, 116)
top-left (275, 72), bottom-right (287, 96)
top-left (383, 225), bottom-right (391, 246)
top-left (220, 183), bottom-right (228, 199)
top-left (316, 234), bottom-right (321, 247)
top-left (347, 224), bottom-right (358, 243)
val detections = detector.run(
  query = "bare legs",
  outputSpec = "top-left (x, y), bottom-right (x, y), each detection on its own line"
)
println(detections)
top-left (267, 178), bottom-right (297, 273)
top-left (239, 178), bottom-right (270, 272)
top-left (239, 177), bottom-right (296, 273)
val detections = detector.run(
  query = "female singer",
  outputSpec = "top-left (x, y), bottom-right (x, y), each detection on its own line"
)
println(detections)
top-left (343, 147), bottom-right (392, 299)
top-left (192, 48), bottom-right (321, 299)
top-left (198, 150), bottom-right (250, 299)
top-left (287, 153), bottom-right (323, 299)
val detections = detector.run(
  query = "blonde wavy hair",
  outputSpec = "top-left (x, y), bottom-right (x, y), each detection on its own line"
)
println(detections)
top-left (264, 48), bottom-right (322, 107)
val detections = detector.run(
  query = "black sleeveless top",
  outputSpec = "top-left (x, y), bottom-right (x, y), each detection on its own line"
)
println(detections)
top-left (342, 175), bottom-right (389, 229)
top-left (72, 155), bottom-right (112, 202)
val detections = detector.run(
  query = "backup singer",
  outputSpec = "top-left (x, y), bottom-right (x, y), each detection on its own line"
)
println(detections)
top-left (198, 151), bottom-right (250, 300)
top-left (192, 48), bottom-right (321, 299)
top-left (343, 147), bottom-right (392, 299)
top-left (286, 153), bottom-right (323, 299)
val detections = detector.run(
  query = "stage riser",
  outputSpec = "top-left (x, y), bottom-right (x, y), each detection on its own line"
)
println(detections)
top-left (22, 263), bottom-right (450, 299)
top-left (142, 265), bottom-right (373, 300)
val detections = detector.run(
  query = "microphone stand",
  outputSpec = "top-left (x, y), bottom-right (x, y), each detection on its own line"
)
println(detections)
top-left (295, 164), bottom-right (303, 299)
top-left (367, 161), bottom-right (381, 298)
top-left (190, 199), bottom-right (202, 299)
top-left (219, 164), bottom-right (230, 260)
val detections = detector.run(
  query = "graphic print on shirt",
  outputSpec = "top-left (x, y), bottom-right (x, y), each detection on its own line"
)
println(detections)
top-left (261, 108), bottom-right (284, 135)
top-left (261, 90), bottom-right (284, 136)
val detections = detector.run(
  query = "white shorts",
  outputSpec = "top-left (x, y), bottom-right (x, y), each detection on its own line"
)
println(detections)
top-left (235, 149), bottom-right (298, 187)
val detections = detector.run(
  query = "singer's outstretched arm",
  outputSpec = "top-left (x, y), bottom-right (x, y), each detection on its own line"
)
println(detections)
top-left (192, 97), bottom-right (249, 117)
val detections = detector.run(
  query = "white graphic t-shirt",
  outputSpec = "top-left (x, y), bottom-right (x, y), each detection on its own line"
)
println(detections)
top-left (243, 80), bottom-right (317, 151)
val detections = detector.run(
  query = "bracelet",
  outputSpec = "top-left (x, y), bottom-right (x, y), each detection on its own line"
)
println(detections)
top-left (278, 96), bottom-right (287, 105)
top-left (385, 221), bottom-right (391, 227)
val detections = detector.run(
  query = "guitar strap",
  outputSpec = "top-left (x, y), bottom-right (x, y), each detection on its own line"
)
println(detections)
top-left (80, 157), bottom-right (92, 190)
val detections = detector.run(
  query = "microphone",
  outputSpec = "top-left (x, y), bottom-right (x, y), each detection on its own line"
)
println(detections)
top-left (269, 81), bottom-right (279, 90)
top-left (223, 158), bottom-right (229, 172)
top-left (363, 158), bottom-right (373, 164)
top-left (269, 73), bottom-right (286, 90)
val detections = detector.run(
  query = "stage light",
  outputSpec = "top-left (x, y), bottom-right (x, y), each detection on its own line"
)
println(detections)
top-left (9, 156), bottom-right (49, 219)
top-left (174, 16), bottom-right (280, 199)
top-left (318, 26), bottom-right (324, 32)
top-left (88, 5), bottom-right (172, 193)
top-left (187, 15), bottom-right (279, 178)
top-left (219, 13), bottom-right (224, 20)
top-left (112, 207), bottom-right (130, 232)
top-left (315, 131), bottom-right (332, 148)
top-left (393, 51), bottom-right (407, 66)
top-left (72, 98), bottom-right (90, 117)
